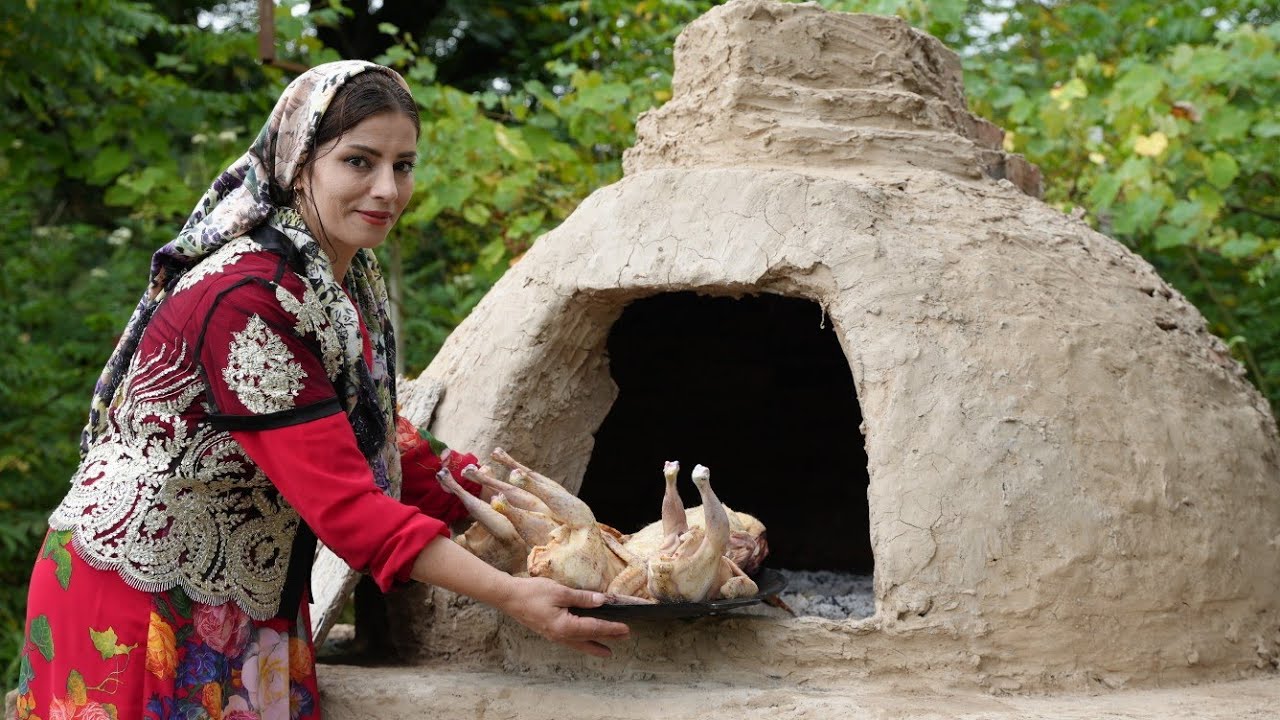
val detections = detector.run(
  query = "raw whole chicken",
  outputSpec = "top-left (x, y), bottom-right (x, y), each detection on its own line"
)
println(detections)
top-left (620, 466), bottom-right (768, 576)
top-left (496, 449), bottom-right (629, 593)
top-left (439, 449), bottom-right (626, 592)
top-left (438, 451), bottom-right (767, 604)
top-left (641, 463), bottom-right (758, 602)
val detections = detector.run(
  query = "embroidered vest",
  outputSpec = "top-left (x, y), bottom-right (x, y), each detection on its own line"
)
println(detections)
top-left (50, 236), bottom-right (347, 619)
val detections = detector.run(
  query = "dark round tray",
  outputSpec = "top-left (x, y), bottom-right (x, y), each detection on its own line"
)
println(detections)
top-left (570, 568), bottom-right (787, 620)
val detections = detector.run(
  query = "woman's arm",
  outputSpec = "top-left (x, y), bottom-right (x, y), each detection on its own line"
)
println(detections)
top-left (233, 417), bottom-right (631, 657)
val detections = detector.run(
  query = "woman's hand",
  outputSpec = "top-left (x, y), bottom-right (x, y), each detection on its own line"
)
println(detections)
top-left (493, 576), bottom-right (630, 657)
top-left (410, 535), bottom-right (630, 657)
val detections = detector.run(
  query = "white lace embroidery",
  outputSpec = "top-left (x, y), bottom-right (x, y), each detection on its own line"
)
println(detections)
top-left (171, 236), bottom-right (264, 294)
top-left (222, 315), bottom-right (307, 414)
top-left (276, 283), bottom-right (342, 380)
top-left (50, 342), bottom-right (298, 619)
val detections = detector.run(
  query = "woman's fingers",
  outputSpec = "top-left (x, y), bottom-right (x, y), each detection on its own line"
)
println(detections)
top-left (558, 612), bottom-right (630, 639)
top-left (563, 639), bottom-right (613, 658)
top-left (541, 591), bottom-right (630, 640)
top-left (506, 578), bottom-right (631, 654)
top-left (547, 616), bottom-right (626, 657)
top-left (563, 587), bottom-right (608, 607)
top-left (543, 610), bottom-right (629, 644)
top-left (547, 586), bottom-right (630, 637)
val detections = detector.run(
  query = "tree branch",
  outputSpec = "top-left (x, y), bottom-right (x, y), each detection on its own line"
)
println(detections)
top-left (1228, 204), bottom-right (1280, 224)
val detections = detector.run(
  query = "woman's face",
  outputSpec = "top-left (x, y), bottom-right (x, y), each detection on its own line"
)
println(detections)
top-left (296, 110), bottom-right (418, 271)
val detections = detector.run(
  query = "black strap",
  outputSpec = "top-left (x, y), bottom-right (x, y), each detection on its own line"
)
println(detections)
top-left (276, 521), bottom-right (318, 620)
top-left (208, 396), bottom-right (343, 432)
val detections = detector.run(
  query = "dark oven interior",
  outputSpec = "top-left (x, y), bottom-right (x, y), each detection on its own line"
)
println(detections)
top-left (580, 291), bottom-right (873, 575)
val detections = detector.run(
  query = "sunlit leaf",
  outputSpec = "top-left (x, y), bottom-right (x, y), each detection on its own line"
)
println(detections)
top-left (1087, 173), bottom-right (1123, 208)
top-left (1111, 63), bottom-right (1164, 109)
top-left (477, 238), bottom-right (506, 269)
top-left (1154, 224), bottom-right (1196, 250)
top-left (493, 124), bottom-right (533, 162)
top-left (1222, 234), bottom-right (1262, 260)
top-left (1114, 193), bottom-right (1166, 235)
top-left (88, 147), bottom-right (132, 184)
top-left (1133, 132), bottom-right (1168, 157)
top-left (462, 204), bottom-right (492, 226)
top-left (1168, 200), bottom-right (1203, 225)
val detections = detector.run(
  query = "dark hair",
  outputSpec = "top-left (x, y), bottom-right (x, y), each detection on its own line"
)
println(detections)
top-left (291, 69), bottom-right (420, 253)
top-left (311, 68), bottom-right (420, 151)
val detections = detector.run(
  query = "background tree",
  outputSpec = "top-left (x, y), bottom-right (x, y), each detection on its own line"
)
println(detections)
top-left (1, 0), bottom-right (279, 685)
top-left (1, 0), bottom-right (1275, 687)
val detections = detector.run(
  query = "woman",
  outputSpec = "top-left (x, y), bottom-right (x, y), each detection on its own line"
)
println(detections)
top-left (15, 61), bottom-right (628, 720)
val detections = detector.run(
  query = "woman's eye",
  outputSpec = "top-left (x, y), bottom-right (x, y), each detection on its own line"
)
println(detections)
top-left (345, 156), bottom-right (369, 168)
top-left (394, 160), bottom-right (416, 174)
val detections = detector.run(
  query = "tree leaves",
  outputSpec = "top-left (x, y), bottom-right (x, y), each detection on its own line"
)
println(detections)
top-left (1204, 152), bottom-right (1240, 189)
top-left (1133, 132), bottom-right (1169, 157)
top-left (493, 124), bottom-right (533, 162)
top-left (958, 0), bottom-right (1278, 406)
top-left (1111, 63), bottom-right (1165, 109)
top-left (88, 147), bottom-right (133, 185)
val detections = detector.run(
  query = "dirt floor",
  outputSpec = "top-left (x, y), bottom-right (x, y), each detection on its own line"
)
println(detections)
top-left (317, 665), bottom-right (1280, 719)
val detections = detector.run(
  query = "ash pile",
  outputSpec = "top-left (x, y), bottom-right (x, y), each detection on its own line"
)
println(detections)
top-left (776, 569), bottom-right (875, 620)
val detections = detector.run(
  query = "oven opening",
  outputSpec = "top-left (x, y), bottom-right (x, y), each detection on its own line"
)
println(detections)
top-left (579, 291), bottom-right (874, 618)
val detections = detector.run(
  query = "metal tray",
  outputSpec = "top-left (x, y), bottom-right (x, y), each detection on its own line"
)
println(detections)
top-left (570, 568), bottom-right (787, 621)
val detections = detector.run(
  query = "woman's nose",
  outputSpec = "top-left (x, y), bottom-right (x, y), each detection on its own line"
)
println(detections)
top-left (370, 166), bottom-right (398, 201)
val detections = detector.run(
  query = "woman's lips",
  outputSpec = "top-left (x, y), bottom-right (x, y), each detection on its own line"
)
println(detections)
top-left (357, 210), bottom-right (392, 226)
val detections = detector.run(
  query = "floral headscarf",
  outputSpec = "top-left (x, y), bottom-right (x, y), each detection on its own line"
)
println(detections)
top-left (82, 60), bottom-right (406, 492)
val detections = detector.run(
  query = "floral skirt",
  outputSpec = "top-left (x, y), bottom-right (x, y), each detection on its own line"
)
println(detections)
top-left (15, 531), bottom-right (321, 720)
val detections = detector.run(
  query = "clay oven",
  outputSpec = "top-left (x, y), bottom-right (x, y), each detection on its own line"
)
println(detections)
top-left (384, 0), bottom-right (1280, 690)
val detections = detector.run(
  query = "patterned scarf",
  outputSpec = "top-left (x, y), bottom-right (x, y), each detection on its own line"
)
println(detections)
top-left (81, 60), bottom-right (404, 493)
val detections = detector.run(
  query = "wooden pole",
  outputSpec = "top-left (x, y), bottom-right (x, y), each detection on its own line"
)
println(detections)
top-left (258, 0), bottom-right (310, 74)
top-left (257, 0), bottom-right (275, 63)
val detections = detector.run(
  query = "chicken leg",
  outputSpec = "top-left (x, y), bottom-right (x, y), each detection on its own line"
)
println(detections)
top-left (491, 449), bottom-right (596, 527)
top-left (491, 494), bottom-right (559, 547)
top-left (436, 469), bottom-right (527, 575)
top-left (491, 448), bottom-right (625, 592)
top-left (647, 464), bottom-right (758, 602)
top-left (461, 463), bottom-right (553, 517)
top-left (659, 460), bottom-right (688, 555)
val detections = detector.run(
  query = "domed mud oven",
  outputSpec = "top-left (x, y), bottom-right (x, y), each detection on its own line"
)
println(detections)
top-left (326, 0), bottom-right (1279, 693)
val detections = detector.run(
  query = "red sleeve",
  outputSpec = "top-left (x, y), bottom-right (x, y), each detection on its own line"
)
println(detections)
top-left (232, 414), bottom-right (450, 592)
top-left (399, 441), bottom-right (482, 524)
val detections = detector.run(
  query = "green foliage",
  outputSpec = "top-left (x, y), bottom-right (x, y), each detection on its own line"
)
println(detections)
top-left (372, 2), bottom-right (706, 372)
top-left (961, 1), bottom-right (1279, 400)
top-left (824, 0), bottom-right (1279, 402)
